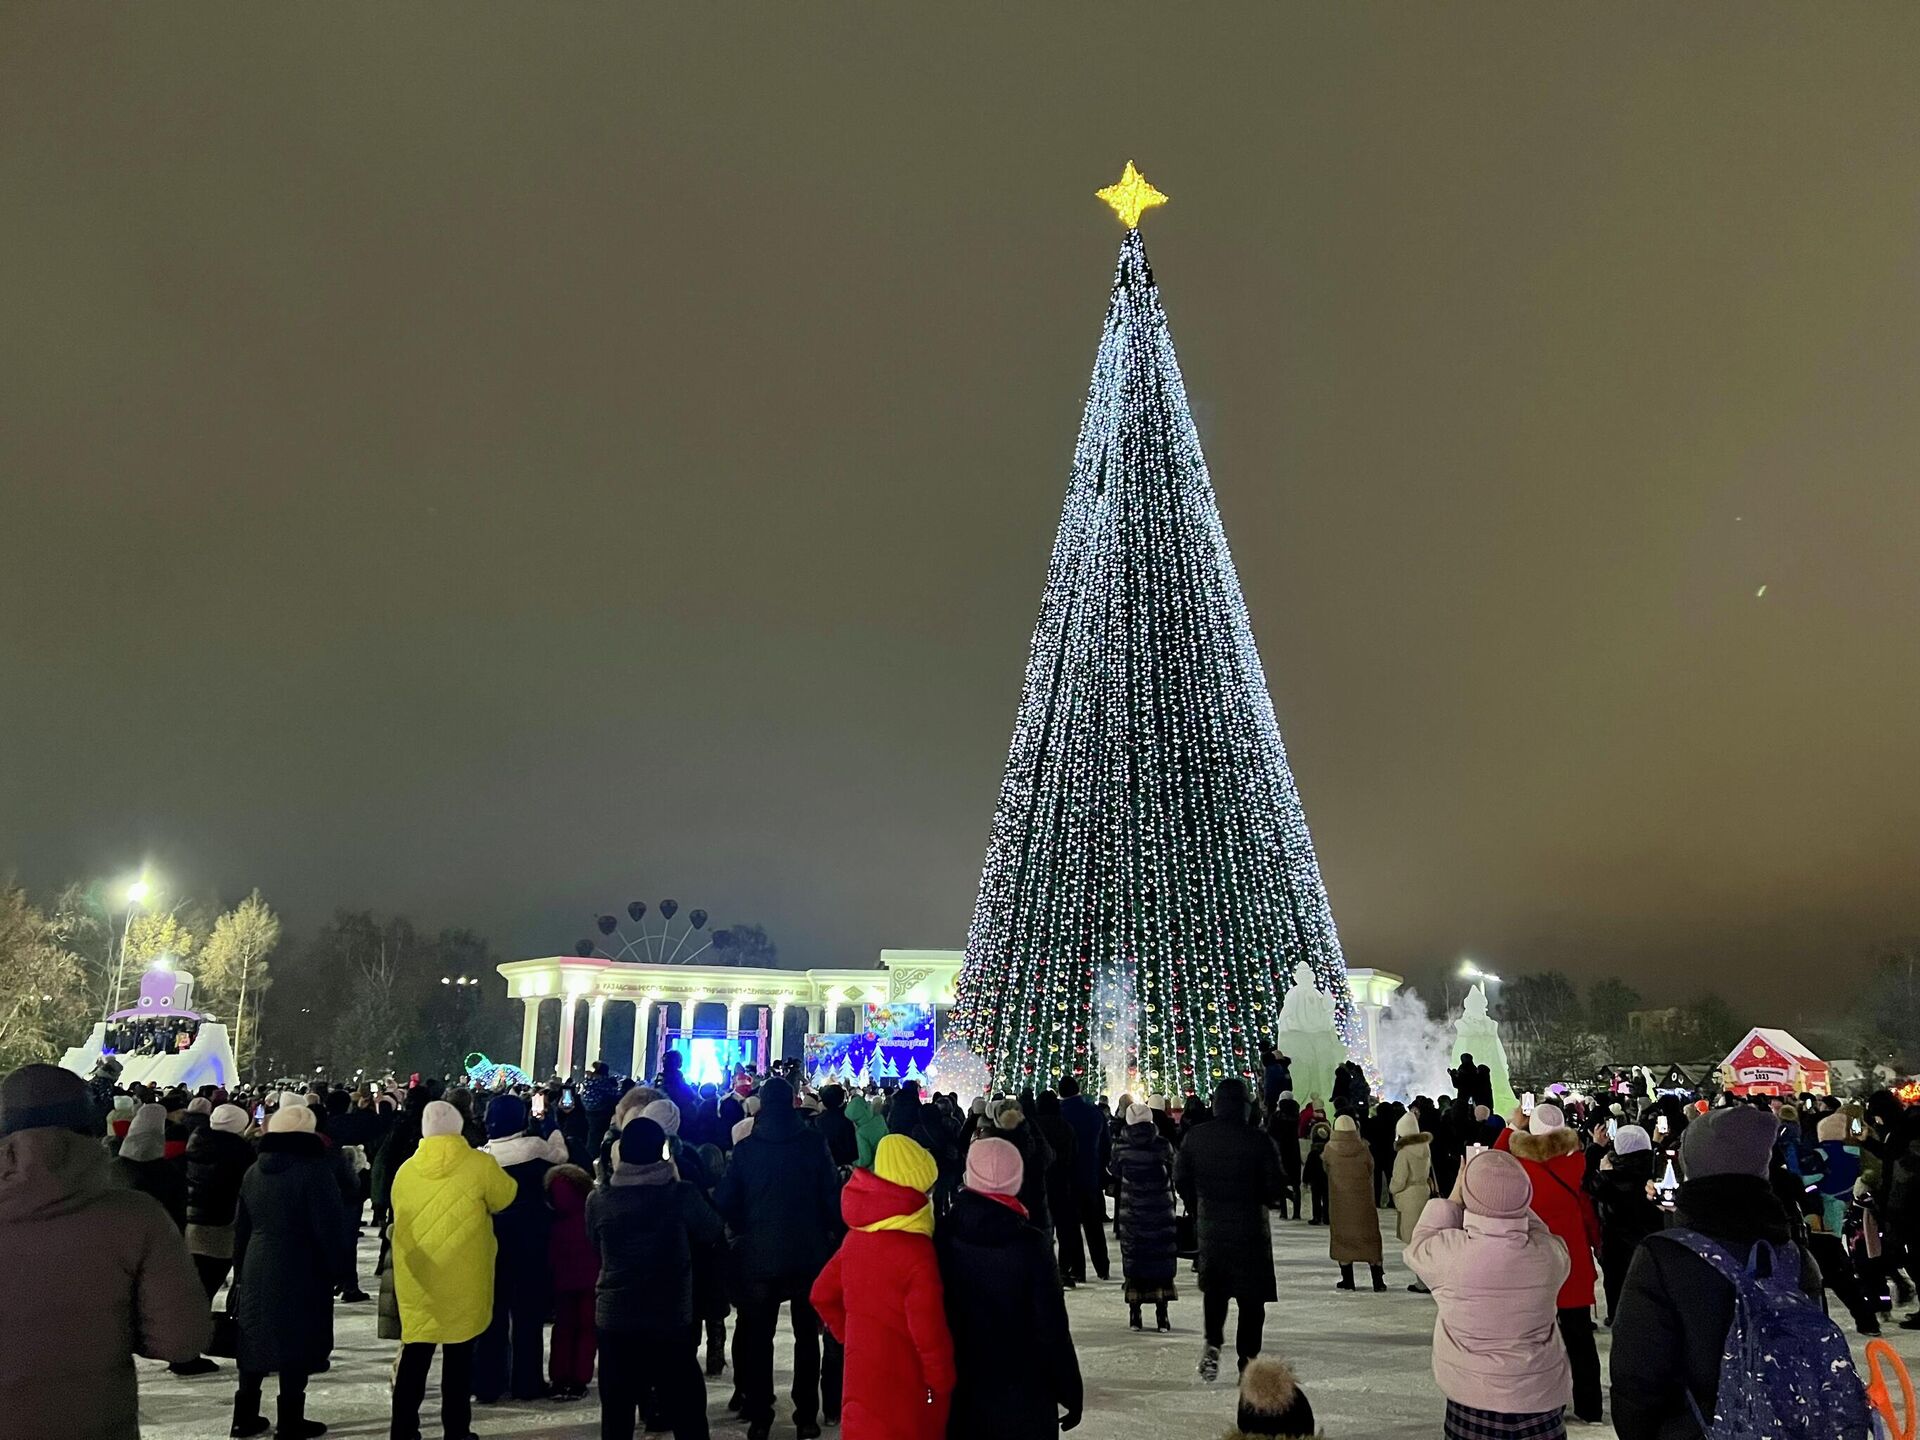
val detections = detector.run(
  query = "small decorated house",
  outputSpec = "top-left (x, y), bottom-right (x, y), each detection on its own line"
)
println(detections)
top-left (1718, 1028), bottom-right (1830, 1097)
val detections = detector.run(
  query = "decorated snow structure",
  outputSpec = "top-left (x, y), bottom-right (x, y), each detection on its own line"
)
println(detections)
top-left (1719, 1027), bottom-right (1829, 1097)
top-left (61, 960), bottom-right (238, 1090)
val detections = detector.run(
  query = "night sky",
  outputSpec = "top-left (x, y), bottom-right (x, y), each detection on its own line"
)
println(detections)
top-left (4, 9), bottom-right (1917, 1016)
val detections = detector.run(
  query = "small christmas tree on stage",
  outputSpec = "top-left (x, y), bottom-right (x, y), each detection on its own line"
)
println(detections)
top-left (951, 164), bottom-right (1360, 1100)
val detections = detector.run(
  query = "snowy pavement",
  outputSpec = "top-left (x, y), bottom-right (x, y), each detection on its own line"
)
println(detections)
top-left (136, 1212), bottom-right (1920, 1439)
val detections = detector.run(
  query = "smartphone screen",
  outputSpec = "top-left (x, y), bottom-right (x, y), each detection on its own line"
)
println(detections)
top-left (563, 1088), bottom-right (575, 1106)
top-left (531, 1094), bottom-right (547, 1118)
top-left (1522, 1091), bottom-right (1535, 1111)
top-left (1656, 1116), bottom-right (1669, 1136)
top-left (253, 1104), bottom-right (265, 1123)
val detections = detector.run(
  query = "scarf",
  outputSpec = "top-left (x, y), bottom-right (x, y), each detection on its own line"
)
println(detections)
top-left (857, 1201), bottom-right (935, 1237)
top-left (611, 1158), bottom-right (675, 1187)
top-left (980, 1190), bottom-right (1029, 1220)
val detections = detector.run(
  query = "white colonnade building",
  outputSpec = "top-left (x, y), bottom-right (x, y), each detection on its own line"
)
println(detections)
top-left (496, 948), bottom-right (964, 1081)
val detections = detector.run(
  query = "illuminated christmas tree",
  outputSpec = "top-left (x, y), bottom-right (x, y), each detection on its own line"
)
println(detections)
top-left (951, 164), bottom-right (1361, 1099)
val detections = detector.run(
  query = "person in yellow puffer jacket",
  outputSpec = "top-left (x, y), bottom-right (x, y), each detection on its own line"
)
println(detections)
top-left (390, 1098), bottom-right (516, 1440)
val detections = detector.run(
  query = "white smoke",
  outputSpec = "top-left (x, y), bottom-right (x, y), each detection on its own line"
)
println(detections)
top-left (1372, 987), bottom-right (1458, 1104)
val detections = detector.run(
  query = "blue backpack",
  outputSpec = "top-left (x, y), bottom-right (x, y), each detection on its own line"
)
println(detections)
top-left (1655, 1228), bottom-right (1869, 1440)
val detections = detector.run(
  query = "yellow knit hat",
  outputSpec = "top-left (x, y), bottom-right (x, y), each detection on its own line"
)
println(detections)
top-left (873, 1134), bottom-right (937, 1194)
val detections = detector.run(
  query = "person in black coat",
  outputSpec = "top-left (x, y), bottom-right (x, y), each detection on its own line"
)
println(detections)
top-left (1056, 1076), bottom-right (1111, 1284)
top-left (992, 1101), bottom-right (1057, 1247)
top-left (1265, 1096), bottom-right (1303, 1220)
top-left (1110, 1102), bottom-right (1179, 1330)
top-left (1032, 1093), bottom-right (1081, 1287)
top-left (474, 1095), bottom-right (558, 1404)
top-left (938, 1138), bottom-right (1082, 1439)
top-left (1590, 1123), bottom-right (1663, 1324)
top-left (172, 1105), bottom-right (258, 1375)
top-left (590, 1117), bottom-right (724, 1440)
top-left (116, 1102), bottom-right (188, 1230)
top-left (712, 1075), bottom-right (844, 1438)
top-left (889, 1081), bottom-right (960, 1215)
top-left (1173, 1078), bottom-right (1282, 1381)
top-left (229, 1103), bottom-right (354, 1439)
top-left (1610, 1106), bottom-right (1824, 1440)
top-left (814, 1085), bottom-right (858, 1170)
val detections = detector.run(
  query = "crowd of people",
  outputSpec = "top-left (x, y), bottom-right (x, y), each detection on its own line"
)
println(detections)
top-left (0, 1040), bottom-right (1902, 1440)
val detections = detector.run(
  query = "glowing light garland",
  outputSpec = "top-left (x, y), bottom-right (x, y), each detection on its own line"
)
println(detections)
top-left (950, 175), bottom-right (1360, 1099)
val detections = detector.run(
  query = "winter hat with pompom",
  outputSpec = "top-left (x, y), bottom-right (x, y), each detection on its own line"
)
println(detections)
top-left (1611, 1124), bottom-right (1652, 1156)
top-left (1528, 1103), bottom-right (1566, 1135)
top-left (421, 1100), bottom-right (464, 1139)
top-left (1235, 1356), bottom-right (1314, 1437)
top-left (210, 1103), bottom-right (251, 1136)
top-left (1460, 1149), bottom-right (1534, 1220)
top-left (963, 1137), bottom-right (1024, 1197)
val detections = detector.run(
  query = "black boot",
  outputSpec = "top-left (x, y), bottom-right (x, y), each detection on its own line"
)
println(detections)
top-left (1371, 1264), bottom-right (1388, 1293)
top-left (230, 1386), bottom-right (269, 1439)
top-left (1128, 1304), bottom-right (1142, 1331)
top-left (1335, 1263), bottom-right (1355, 1291)
top-left (705, 1318), bottom-right (726, 1376)
top-left (275, 1389), bottom-right (325, 1439)
top-left (1156, 1302), bottom-right (1171, 1332)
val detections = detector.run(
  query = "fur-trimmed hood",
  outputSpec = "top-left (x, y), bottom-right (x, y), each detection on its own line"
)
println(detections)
top-left (483, 1131), bottom-right (566, 1169)
top-left (1394, 1131), bottom-right (1433, 1150)
top-left (1507, 1126), bottom-right (1581, 1163)
top-left (1240, 1355), bottom-right (1300, 1410)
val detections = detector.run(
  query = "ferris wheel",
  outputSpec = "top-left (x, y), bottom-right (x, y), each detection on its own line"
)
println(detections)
top-left (575, 898), bottom-right (730, 966)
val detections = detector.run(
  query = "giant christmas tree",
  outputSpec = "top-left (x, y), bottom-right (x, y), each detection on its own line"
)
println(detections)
top-left (950, 164), bottom-right (1360, 1100)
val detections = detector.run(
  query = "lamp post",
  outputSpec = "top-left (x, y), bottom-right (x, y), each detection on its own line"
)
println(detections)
top-left (103, 877), bottom-right (156, 1025)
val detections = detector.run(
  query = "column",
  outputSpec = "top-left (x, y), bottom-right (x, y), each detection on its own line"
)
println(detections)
top-left (584, 996), bottom-right (606, 1068)
top-left (824, 994), bottom-right (843, 1034)
top-left (518, 997), bottom-right (541, 1077)
top-left (629, 997), bottom-right (653, 1081)
top-left (726, 998), bottom-right (744, 1068)
top-left (557, 995), bottom-right (578, 1078)
top-left (771, 999), bottom-right (789, 1062)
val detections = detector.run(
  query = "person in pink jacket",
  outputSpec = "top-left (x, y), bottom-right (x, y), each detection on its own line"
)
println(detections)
top-left (1406, 1148), bottom-right (1573, 1440)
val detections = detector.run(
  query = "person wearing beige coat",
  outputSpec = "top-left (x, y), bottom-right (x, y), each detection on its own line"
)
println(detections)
top-left (1324, 1114), bottom-right (1386, 1290)
top-left (1389, 1110), bottom-right (1435, 1245)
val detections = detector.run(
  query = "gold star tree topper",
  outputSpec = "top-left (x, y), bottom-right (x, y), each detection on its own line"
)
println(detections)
top-left (1097, 161), bottom-right (1168, 229)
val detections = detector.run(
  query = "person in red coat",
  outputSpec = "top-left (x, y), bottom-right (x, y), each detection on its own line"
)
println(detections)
top-left (544, 1164), bottom-right (598, 1401)
top-left (811, 1135), bottom-right (956, 1440)
top-left (1495, 1103), bottom-right (1603, 1424)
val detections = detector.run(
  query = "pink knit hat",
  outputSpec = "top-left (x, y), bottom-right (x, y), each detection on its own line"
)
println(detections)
top-left (964, 1136), bottom-right (1024, 1197)
top-left (1460, 1149), bottom-right (1533, 1220)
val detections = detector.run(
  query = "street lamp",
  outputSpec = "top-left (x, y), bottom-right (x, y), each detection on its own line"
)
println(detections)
top-left (103, 874), bottom-right (160, 1024)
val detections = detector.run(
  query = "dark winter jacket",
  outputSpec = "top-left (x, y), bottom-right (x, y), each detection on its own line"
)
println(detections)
top-left (588, 1161), bottom-right (723, 1333)
top-left (184, 1126), bottom-right (255, 1228)
top-left (1886, 1140), bottom-right (1920, 1237)
top-left (1032, 1103), bottom-right (1079, 1239)
top-left (1591, 1149), bottom-right (1662, 1311)
top-left (938, 1190), bottom-right (1082, 1440)
top-left (817, 1102), bottom-right (860, 1169)
top-left (1059, 1093), bottom-right (1110, 1197)
top-left (997, 1119), bottom-right (1057, 1233)
top-left (713, 1076), bottom-right (843, 1300)
top-left (232, 1131), bottom-right (355, 1377)
top-left (118, 1153), bottom-right (189, 1232)
top-left (0, 1127), bottom-right (210, 1440)
top-left (1174, 1095), bottom-right (1283, 1301)
top-left (1609, 1174), bottom-right (1823, 1440)
top-left (1268, 1100), bottom-right (1303, 1184)
top-left (481, 1133), bottom-right (557, 1302)
top-left (1110, 1120), bottom-right (1178, 1284)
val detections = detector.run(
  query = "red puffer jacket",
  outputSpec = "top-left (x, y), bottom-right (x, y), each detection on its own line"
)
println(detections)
top-left (544, 1164), bottom-right (599, 1293)
top-left (810, 1169), bottom-right (955, 1440)
top-left (1495, 1125), bottom-right (1601, 1309)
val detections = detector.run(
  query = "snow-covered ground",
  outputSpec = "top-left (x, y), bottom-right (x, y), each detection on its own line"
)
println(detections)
top-left (136, 1211), bottom-right (1920, 1439)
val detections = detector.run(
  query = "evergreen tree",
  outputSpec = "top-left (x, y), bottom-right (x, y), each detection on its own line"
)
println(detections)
top-left (952, 168), bottom-right (1357, 1098)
